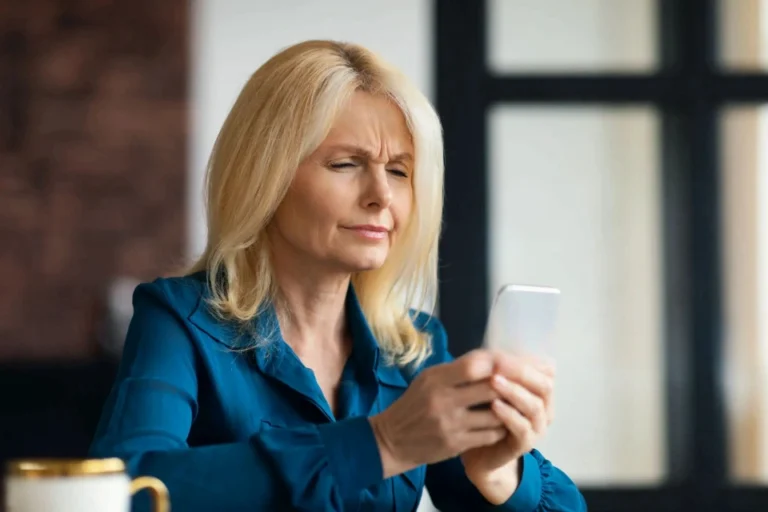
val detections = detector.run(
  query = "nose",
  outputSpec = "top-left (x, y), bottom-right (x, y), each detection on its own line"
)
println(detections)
top-left (363, 166), bottom-right (393, 209)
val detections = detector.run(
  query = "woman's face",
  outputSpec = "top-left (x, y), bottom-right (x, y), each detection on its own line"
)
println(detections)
top-left (269, 91), bottom-right (414, 275)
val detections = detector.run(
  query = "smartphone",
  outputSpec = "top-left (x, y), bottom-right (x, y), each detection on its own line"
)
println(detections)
top-left (482, 284), bottom-right (561, 360)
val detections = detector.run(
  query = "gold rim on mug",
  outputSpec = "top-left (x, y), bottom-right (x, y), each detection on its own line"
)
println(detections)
top-left (6, 458), bottom-right (126, 478)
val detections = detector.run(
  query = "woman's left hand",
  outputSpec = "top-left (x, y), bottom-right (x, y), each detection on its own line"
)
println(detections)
top-left (460, 353), bottom-right (556, 505)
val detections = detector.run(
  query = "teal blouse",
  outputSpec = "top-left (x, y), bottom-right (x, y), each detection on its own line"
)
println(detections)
top-left (89, 273), bottom-right (586, 511)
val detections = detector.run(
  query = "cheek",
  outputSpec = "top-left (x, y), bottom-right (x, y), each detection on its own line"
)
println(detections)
top-left (280, 194), bottom-right (333, 237)
top-left (302, 185), bottom-right (351, 230)
top-left (276, 176), bottom-right (348, 242)
top-left (391, 186), bottom-right (414, 232)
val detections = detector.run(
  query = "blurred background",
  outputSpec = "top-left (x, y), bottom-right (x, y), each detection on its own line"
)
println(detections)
top-left (1, 0), bottom-right (768, 510)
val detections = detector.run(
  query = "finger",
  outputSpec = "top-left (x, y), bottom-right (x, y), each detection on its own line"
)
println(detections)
top-left (491, 398), bottom-right (533, 449)
top-left (452, 380), bottom-right (499, 408)
top-left (494, 354), bottom-right (554, 401)
top-left (438, 350), bottom-right (496, 386)
top-left (493, 351), bottom-right (555, 375)
top-left (459, 427), bottom-right (507, 452)
top-left (525, 354), bottom-right (556, 377)
top-left (509, 357), bottom-right (556, 424)
top-left (463, 410), bottom-right (504, 430)
top-left (534, 358), bottom-right (556, 378)
top-left (491, 375), bottom-right (547, 433)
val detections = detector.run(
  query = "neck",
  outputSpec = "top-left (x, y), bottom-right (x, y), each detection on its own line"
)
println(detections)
top-left (270, 246), bottom-right (351, 355)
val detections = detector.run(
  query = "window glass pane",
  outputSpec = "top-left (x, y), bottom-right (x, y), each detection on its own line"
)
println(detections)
top-left (487, 0), bottom-right (657, 73)
top-left (719, 0), bottom-right (768, 70)
top-left (722, 106), bottom-right (768, 483)
top-left (487, 106), bottom-right (665, 485)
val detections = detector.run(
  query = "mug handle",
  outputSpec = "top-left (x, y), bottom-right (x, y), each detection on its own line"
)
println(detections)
top-left (130, 476), bottom-right (170, 512)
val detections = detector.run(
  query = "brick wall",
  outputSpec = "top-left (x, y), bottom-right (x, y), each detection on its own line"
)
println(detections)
top-left (0, 0), bottom-right (188, 360)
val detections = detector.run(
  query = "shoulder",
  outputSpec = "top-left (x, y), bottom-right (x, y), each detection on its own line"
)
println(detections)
top-left (131, 271), bottom-right (207, 320)
top-left (116, 274), bottom-right (210, 373)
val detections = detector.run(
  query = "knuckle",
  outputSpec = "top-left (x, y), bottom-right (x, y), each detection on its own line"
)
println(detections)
top-left (505, 361), bottom-right (525, 382)
top-left (463, 350), bottom-right (491, 378)
top-left (546, 363), bottom-right (557, 378)
top-left (467, 348), bottom-right (486, 359)
top-left (541, 377), bottom-right (554, 396)
top-left (459, 354), bottom-right (476, 374)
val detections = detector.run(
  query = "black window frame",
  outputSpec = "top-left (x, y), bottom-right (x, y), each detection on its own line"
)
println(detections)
top-left (435, 1), bottom-right (768, 510)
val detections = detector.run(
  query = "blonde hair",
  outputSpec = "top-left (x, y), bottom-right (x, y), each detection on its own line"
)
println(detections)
top-left (188, 40), bottom-right (444, 367)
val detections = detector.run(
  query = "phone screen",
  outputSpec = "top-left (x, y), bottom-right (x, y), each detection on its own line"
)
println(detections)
top-left (482, 284), bottom-right (560, 360)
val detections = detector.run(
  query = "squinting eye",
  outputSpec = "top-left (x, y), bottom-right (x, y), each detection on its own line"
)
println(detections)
top-left (388, 169), bottom-right (409, 178)
top-left (330, 162), bottom-right (356, 169)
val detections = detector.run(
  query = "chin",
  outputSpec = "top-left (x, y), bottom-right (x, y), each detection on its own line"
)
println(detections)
top-left (340, 248), bottom-right (389, 272)
top-left (347, 258), bottom-right (387, 272)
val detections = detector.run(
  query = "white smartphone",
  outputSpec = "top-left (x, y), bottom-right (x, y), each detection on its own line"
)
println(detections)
top-left (483, 284), bottom-right (561, 360)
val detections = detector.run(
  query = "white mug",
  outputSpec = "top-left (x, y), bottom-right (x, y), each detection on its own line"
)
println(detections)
top-left (5, 458), bottom-right (169, 512)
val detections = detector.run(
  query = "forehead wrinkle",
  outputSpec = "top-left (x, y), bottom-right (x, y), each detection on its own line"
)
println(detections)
top-left (325, 143), bottom-right (412, 165)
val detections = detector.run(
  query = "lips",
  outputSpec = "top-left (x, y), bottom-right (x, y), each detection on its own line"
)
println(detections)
top-left (347, 225), bottom-right (389, 232)
top-left (344, 225), bottom-right (390, 240)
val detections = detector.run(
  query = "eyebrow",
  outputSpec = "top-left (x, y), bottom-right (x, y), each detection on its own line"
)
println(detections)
top-left (326, 144), bottom-right (413, 163)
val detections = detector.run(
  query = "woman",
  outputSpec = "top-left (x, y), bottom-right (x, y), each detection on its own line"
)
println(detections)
top-left (90, 40), bottom-right (586, 511)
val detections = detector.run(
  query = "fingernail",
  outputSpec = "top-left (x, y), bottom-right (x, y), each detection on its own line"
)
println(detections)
top-left (492, 374), bottom-right (509, 388)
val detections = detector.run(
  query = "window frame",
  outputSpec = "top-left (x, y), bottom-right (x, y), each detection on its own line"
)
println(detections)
top-left (435, 1), bottom-right (768, 509)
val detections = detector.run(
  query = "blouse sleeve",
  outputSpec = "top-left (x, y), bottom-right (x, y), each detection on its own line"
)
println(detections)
top-left (89, 283), bottom-right (385, 512)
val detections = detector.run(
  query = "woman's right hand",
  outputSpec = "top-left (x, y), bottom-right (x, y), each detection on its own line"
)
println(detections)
top-left (368, 350), bottom-right (507, 478)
